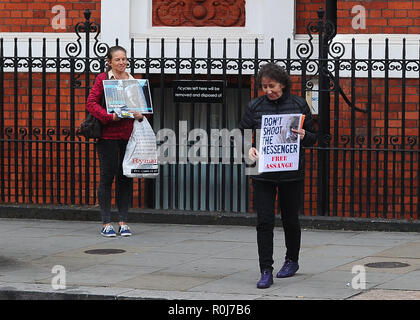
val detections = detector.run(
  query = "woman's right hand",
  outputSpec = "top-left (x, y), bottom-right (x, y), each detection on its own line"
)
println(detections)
top-left (131, 111), bottom-right (144, 121)
top-left (113, 113), bottom-right (121, 121)
top-left (248, 147), bottom-right (259, 161)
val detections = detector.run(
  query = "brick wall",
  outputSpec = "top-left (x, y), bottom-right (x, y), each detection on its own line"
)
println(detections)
top-left (295, 0), bottom-right (324, 35)
top-left (0, 0), bottom-right (100, 33)
top-left (296, 0), bottom-right (420, 34)
top-left (2, 1), bottom-right (418, 34)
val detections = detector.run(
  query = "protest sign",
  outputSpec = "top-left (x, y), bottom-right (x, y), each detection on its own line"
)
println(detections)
top-left (258, 114), bottom-right (304, 173)
top-left (103, 79), bottom-right (153, 116)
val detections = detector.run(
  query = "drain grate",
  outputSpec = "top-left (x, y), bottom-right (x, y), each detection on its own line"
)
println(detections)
top-left (364, 261), bottom-right (410, 268)
top-left (84, 249), bottom-right (126, 255)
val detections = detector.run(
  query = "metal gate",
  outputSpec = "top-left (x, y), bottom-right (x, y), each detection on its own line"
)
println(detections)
top-left (1, 9), bottom-right (419, 219)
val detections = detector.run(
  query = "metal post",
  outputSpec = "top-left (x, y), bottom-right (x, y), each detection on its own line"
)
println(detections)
top-left (316, 8), bottom-right (334, 216)
top-left (325, 0), bottom-right (337, 31)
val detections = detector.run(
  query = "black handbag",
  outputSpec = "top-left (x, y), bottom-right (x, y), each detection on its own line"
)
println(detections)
top-left (80, 74), bottom-right (108, 139)
top-left (80, 113), bottom-right (102, 139)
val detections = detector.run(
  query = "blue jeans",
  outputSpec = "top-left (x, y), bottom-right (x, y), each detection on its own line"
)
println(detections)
top-left (97, 139), bottom-right (132, 224)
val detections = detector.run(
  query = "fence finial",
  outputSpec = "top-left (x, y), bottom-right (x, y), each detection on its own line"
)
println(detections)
top-left (84, 9), bottom-right (91, 21)
top-left (317, 7), bottom-right (325, 20)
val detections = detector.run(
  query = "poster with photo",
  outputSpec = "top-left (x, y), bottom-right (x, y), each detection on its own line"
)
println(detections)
top-left (103, 79), bottom-right (153, 117)
top-left (258, 113), bottom-right (304, 173)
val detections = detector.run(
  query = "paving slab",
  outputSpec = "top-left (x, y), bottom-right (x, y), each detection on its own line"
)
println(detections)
top-left (116, 273), bottom-right (217, 291)
top-left (350, 289), bottom-right (420, 300)
top-left (0, 218), bottom-right (419, 300)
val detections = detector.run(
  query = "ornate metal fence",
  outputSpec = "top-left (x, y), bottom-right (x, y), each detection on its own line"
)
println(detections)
top-left (0, 9), bottom-right (419, 220)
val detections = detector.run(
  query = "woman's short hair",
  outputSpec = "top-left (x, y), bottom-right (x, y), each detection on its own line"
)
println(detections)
top-left (256, 62), bottom-right (291, 93)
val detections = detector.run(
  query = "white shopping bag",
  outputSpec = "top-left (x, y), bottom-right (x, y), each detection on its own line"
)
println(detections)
top-left (123, 117), bottom-right (159, 178)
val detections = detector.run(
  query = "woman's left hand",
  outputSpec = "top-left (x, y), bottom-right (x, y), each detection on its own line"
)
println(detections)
top-left (131, 111), bottom-right (144, 121)
top-left (291, 128), bottom-right (305, 140)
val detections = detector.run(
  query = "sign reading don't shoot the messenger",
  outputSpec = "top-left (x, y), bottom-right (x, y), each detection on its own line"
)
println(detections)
top-left (258, 114), bottom-right (304, 173)
top-left (173, 80), bottom-right (224, 103)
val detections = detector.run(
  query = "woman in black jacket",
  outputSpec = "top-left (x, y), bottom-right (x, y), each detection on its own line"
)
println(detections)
top-left (239, 62), bottom-right (317, 289)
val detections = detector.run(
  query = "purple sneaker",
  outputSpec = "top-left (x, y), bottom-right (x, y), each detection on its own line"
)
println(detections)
top-left (276, 258), bottom-right (299, 278)
top-left (257, 269), bottom-right (273, 289)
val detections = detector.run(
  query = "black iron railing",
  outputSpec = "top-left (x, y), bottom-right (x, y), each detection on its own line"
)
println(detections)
top-left (1, 9), bottom-right (419, 220)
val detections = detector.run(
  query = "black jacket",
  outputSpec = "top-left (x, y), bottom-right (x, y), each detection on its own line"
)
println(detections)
top-left (239, 92), bottom-right (317, 183)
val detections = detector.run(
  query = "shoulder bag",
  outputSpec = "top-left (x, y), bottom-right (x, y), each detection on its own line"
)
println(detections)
top-left (80, 73), bottom-right (108, 139)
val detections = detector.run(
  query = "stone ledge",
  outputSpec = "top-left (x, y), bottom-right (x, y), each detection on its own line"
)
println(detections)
top-left (0, 204), bottom-right (419, 232)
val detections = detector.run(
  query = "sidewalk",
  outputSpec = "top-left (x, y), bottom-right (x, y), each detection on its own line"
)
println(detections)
top-left (0, 218), bottom-right (419, 300)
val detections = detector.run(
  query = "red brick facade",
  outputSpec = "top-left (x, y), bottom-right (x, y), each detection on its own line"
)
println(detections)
top-left (1, 1), bottom-right (418, 34)
top-left (296, 0), bottom-right (420, 34)
top-left (0, 0), bottom-right (101, 33)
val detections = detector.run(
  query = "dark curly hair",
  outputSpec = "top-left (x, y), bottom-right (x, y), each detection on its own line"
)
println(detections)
top-left (256, 62), bottom-right (291, 93)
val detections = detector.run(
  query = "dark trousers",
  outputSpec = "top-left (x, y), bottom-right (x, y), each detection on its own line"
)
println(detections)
top-left (97, 139), bottom-right (132, 224)
top-left (253, 179), bottom-right (302, 272)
